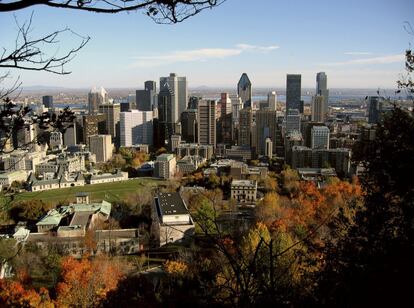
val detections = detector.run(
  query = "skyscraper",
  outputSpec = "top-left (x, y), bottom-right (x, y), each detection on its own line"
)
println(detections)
top-left (197, 100), bottom-right (216, 146)
top-left (316, 72), bottom-right (329, 114)
top-left (181, 109), bottom-right (197, 143)
top-left (238, 107), bottom-right (252, 147)
top-left (157, 84), bottom-right (175, 146)
top-left (120, 110), bottom-right (153, 146)
top-left (136, 80), bottom-right (157, 111)
top-left (311, 95), bottom-right (326, 123)
top-left (311, 126), bottom-right (330, 149)
top-left (42, 95), bottom-right (53, 109)
top-left (98, 103), bottom-right (120, 140)
top-left (220, 93), bottom-right (232, 118)
top-left (160, 73), bottom-right (187, 123)
top-left (238, 73), bottom-right (252, 108)
top-left (256, 110), bottom-right (278, 155)
top-left (88, 87), bottom-right (108, 115)
top-left (286, 74), bottom-right (301, 113)
top-left (230, 94), bottom-right (243, 124)
top-left (286, 109), bottom-right (301, 135)
top-left (367, 96), bottom-right (382, 124)
top-left (83, 114), bottom-right (107, 145)
top-left (267, 91), bottom-right (277, 111)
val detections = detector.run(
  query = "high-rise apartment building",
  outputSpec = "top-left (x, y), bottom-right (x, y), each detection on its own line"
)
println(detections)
top-left (238, 73), bottom-right (252, 108)
top-left (98, 103), bottom-right (120, 139)
top-left (88, 87), bottom-right (108, 115)
top-left (197, 100), bottom-right (216, 146)
top-left (238, 108), bottom-right (252, 147)
top-left (89, 134), bottom-right (113, 162)
top-left (255, 110), bottom-right (278, 155)
top-left (160, 73), bottom-right (187, 123)
top-left (286, 74), bottom-right (301, 113)
top-left (316, 72), bottom-right (329, 114)
top-left (311, 126), bottom-right (330, 149)
top-left (267, 91), bottom-right (277, 111)
top-left (120, 110), bottom-right (153, 146)
top-left (311, 95), bottom-right (326, 123)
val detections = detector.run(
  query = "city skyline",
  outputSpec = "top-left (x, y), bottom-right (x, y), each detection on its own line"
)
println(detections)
top-left (1, 0), bottom-right (412, 89)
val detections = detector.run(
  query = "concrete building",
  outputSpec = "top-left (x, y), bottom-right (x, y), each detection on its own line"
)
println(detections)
top-left (49, 131), bottom-right (63, 150)
top-left (238, 108), bottom-right (252, 147)
top-left (176, 155), bottom-right (206, 175)
top-left (316, 72), bottom-right (329, 114)
top-left (170, 134), bottom-right (181, 152)
top-left (311, 95), bottom-right (326, 123)
top-left (0, 170), bottom-right (27, 189)
top-left (120, 110), bottom-right (153, 146)
top-left (89, 169), bottom-right (128, 184)
top-left (231, 179), bottom-right (257, 203)
top-left (231, 94), bottom-right (243, 124)
top-left (154, 153), bottom-right (176, 179)
top-left (89, 135), bottom-right (113, 162)
top-left (176, 143), bottom-right (214, 160)
top-left (63, 121), bottom-right (78, 147)
top-left (238, 73), bottom-right (252, 108)
top-left (197, 100), bottom-right (216, 146)
top-left (151, 192), bottom-right (194, 247)
top-left (98, 103), bottom-right (120, 140)
top-left (265, 138), bottom-right (273, 159)
top-left (83, 114), bottom-right (106, 145)
top-left (286, 74), bottom-right (301, 113)
top-left (88, 86), bottom-right (108, 115)
top-left (285, 131), bottom-right (304, 165)
top-left (311, 126), bottom-right (330, 149)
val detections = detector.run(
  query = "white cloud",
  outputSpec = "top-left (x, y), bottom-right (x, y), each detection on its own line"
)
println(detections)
top-left (131, 43), bottom-right (279, 67)
top-left (321, 54), bottom-right (404, 67)
top-left (344, 51), bottom-right (373, 55)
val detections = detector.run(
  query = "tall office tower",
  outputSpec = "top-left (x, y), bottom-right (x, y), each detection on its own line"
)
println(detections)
top-left (255, 110), bottom-right (278, 155)
top-left (286, 109), bottom-right (301, 135)
top-left (238, 107), bottom-right (252, 147)
top-left (230, 94), bottom-right (243, 124)
top-left (63, 121), bottom-right (77, 146)
top-left (197, 100), bottom-right (216, 146)
top-left (311, 95), bottom-right (326, 122)
top-left (89, 134), bottom-right (113, 162)
top-left (88, 86), bottom-right (108, 115)
top-left (238, 73), bottom-right (252, 108)
top-left (12, 123), bottom-right (36, 149)
top-left (127, 94), bottom-right (136, 109)
top-left (181, 109), bottom-right (197, 143)
top-left (120, 110), bottom-right (153, 146)
top-left (83, 114), bottom-right (106, 145)
top-left (42, 95), bottom-right (53, 109)
top-left (98, 103), bottom-right (120, 139)
top-left (267, 91), bottom-right (277, 111)
top-left (265, 138), bottom-right (273, 159)
top-left (367, 96), bottom-right (382, 124)
top-left (220, 93), bottom-right (232, 118)
top-left (120, 102), bottom-right (130, 112)
top-left (316, 72), bottom-right (329, 114)
top-left (311, 126), bottom-right (330, 149)
top-left (160, 73), bottom-right (187, 123)
top-left (217, 112), bottom-right (233, 145)
top-left (188, 96), bottom-right (201, 110)
top-left (158, 84), bottom-right (175, 146)
top-left (136, 80), bottom-right (157, 111)
top-left (286, 74), bottom-right (301, 113)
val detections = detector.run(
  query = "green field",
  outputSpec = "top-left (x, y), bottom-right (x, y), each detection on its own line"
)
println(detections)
top-left (12, 178), bottom-right (165, 205)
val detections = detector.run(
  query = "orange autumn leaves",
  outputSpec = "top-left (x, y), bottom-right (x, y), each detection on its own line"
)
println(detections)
top-left (0, 256), bottom-right (125, 307)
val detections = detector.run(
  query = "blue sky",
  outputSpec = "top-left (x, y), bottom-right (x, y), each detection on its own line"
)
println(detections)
top-left (1, 0), bottom-right (413, 89)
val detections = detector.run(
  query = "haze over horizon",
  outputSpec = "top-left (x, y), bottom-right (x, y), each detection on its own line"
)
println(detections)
top-left (1, 0), bottom-right (413, 89)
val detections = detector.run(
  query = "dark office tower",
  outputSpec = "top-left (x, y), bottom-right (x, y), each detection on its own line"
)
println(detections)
top-left (286, 74), bottom-right (301, 113)
top-left (217, 112), bottom-right (233, 145)
top-left (238, 107), bottom-right (252, 147)
top-left (316, 72), bottom-right (329, 114)
top-left (188, 96), bottom-right (201, 110)
top-left (181, 109), bottom-right (197, 143)
top-left (367, 96), bottom-right (382, 124)
top-left (198, 100), bottom-right (216, 146)
top-left (220, 93), bottom-right (232, 118)
top-left (98, 103), bottom-right (120, 139)
top-left (83, 114), bottom-right (107, 145)
top-left (42, 95), bottom-right (53, 109)
top-left (256, 110), bottom-right (278, 155)
top-left (238, 73), bottom-right (252, 108)
top-left (157, 85), bottom-right (175, 146)
top-left (136, 80), bottom-right (157, 111)
top-left (120, 102), bottom-right (130, 112)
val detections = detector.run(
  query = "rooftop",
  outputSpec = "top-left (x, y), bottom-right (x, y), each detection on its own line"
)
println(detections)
top-left (156, 153), bottom-right (175, 162)
top-left (155, 192), bottom-right (189, 216)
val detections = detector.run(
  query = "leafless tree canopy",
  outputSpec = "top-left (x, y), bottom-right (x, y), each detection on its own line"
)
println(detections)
top-left (0, 0), bottom-right (226, 24)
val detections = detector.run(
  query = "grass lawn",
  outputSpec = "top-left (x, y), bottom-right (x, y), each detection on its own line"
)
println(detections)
top-left (12, 178), bottom-right (165, 205)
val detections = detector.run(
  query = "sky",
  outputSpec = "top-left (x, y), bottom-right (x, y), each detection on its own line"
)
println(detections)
top-left (1, 0), bottom-right (413, 89)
